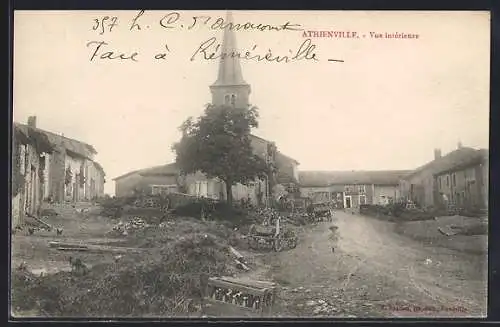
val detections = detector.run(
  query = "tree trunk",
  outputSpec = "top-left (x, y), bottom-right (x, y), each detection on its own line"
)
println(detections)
top-left (225, 179), bottom-right (233, 207)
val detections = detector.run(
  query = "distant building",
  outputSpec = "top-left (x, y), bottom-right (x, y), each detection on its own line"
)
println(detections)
top-left (113, 163), bottom-right (181, 197)
top-left (299, 170), bottom-right (411, 208)
top-left (399, 144), bottom-right (488, 209)
top-left (12, 117), bottom-right (106, 228)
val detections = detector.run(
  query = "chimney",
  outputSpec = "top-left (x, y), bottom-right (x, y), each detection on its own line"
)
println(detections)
top-left (457, 141), bottom-right (463, 149)
top-left (27, 116), bottom-right (37, 128)
top-left (434, 148), bottom-right (442, 160)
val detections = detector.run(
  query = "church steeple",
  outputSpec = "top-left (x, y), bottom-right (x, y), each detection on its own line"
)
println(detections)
top-left (210, 11), bottom-right (251, 108)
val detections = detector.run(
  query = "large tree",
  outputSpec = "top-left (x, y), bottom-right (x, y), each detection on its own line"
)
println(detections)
top-left (172, 104), bottom-right (269, 206)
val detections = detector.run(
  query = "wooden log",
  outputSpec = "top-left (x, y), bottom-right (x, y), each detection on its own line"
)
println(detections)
top-left (56, 247), bottom-right (90, 252)
top-left (55, 246), bottom-right (140, 254)
top-left (229, 246), bottom-right (245, 262)
top-left (25, 214), bottom-right (53, 230)
top-left (50, 241), bottom-right (143, 254)
top-left (35, 217), bottom-right (53, 230)
top-left (437, 227), bottom-right (456, 237)
top-left (235, 259), bottom-right (250, 271)
top-left (49, 241), bottom-right (88, 249)
top-left (210, 276), bottom-right (276, 291)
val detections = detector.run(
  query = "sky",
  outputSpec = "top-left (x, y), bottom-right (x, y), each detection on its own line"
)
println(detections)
top-left (13, 10), bottom-right (490, 195)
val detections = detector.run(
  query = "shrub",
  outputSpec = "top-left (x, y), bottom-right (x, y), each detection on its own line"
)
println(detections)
top-left (11, 233), bottom-right (234, 317)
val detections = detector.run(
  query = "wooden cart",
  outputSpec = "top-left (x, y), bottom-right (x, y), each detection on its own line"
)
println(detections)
top-left (247, 217), bottom-right (297, 252)
top-left (202, 276), bottom-right (277, 317)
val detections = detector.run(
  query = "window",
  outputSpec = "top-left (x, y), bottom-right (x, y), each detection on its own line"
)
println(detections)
top-left (452, 173), bottom-right (456, 186)
top-left (438, 177), bottom-right (442, 189)
top-left (344, 185), bottom-right (353, 193)
top-left (446, 175), bottom-right (450, 187)
top-left (224, 94), bottom-right (236, 106)
top-left (357, 185), bottom-right (366, 193)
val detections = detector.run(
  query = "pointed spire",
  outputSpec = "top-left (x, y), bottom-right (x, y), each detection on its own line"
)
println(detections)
top-left (212, 11), bottom-right (248, 86)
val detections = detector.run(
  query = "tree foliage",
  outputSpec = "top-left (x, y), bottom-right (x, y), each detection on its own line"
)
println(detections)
top-left (172, 104), bottom-right (269, 205)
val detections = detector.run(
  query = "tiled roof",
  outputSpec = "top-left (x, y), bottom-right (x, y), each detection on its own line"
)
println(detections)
top-left (113, 163), bottom-right (179, 181)
top-left (112, 170), bottom-right (140, 181)
top-left (404, 147), bottom-right (488, 179)
top-left (15, 122), bottom-right (97, 159)
top-left (432, 148), bottom-right (488, 176)
top-left (139, 163), bottom-right (179, 176)
top-left (249, 134), bottom-right (300, 165)
top-left (299, 170), bottom-right (412, 187)
top-left (13, 123), bottom-right (55, 153)
top-left (93, 161), bottom-right (106, 176)
top-left (275, 171), bottom-right (297, 184)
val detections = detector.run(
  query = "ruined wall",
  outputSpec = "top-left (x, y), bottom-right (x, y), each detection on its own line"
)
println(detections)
top-left (49, 149), bottom-right (66, 202)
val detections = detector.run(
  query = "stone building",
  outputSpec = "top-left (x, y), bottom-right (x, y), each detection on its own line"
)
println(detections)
top-left (299, 170), bottom-right (411, 208)
top-left (399, 144), bottom-right (488, 209)
top-left (12, 121), bottom-right (53, 228)
top-left (12, 116), bottom-right (106, 228)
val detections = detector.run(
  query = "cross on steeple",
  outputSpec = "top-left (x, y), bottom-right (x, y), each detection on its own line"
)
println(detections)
top-left (210, 11), bottom-right (251, 108)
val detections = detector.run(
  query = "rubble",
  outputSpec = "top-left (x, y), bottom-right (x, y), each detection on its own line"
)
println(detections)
top-left (302, 298), bottom-right (340, 315)
top-left (107, 217), bottom-right (148, 236)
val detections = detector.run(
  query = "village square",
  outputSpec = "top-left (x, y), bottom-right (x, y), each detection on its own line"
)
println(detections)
top-left (11, 11), bottom-right (488, 318)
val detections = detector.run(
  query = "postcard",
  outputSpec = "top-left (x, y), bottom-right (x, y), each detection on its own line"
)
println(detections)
top-left (11, 10), bottom-right (489, 319)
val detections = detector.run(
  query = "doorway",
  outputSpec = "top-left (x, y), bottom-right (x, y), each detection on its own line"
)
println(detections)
top-left (345, 196), bottom-right (352, 209)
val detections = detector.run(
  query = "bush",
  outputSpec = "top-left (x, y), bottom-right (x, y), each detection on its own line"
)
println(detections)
top-left (360, 204), bottom-right (437, 222)
top-left (172, 200), bottom-right (247, 224)
top-left (385, 203), bottom-right (406, 217)
top-left (359, 204), bottom-right (388, 216)
top-left (11, 233), bottom-right (234, 317)
top-left (398, 209), bottom-right (435, 221)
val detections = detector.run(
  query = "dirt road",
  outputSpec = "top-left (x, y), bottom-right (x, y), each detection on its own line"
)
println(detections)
top-left (261, 211), bottom-right (487, 318)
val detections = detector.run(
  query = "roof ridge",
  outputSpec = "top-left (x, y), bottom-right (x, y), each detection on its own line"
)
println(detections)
top-left (15, 122), bottom-right (95, 150)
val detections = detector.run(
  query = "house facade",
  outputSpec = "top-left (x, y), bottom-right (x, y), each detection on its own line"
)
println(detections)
top-left (12, 117), bottom-right (106, 228)
top-left (12, 122), bottom-right (53, 228)
top-left (13, 117), bottom-right (106, 206)
top-left (400, 145), bottom-right (488, 209)
top-left (434, 149), bottom-right (488, 210)
top-left (299, 170), bottom-right (410, 209)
